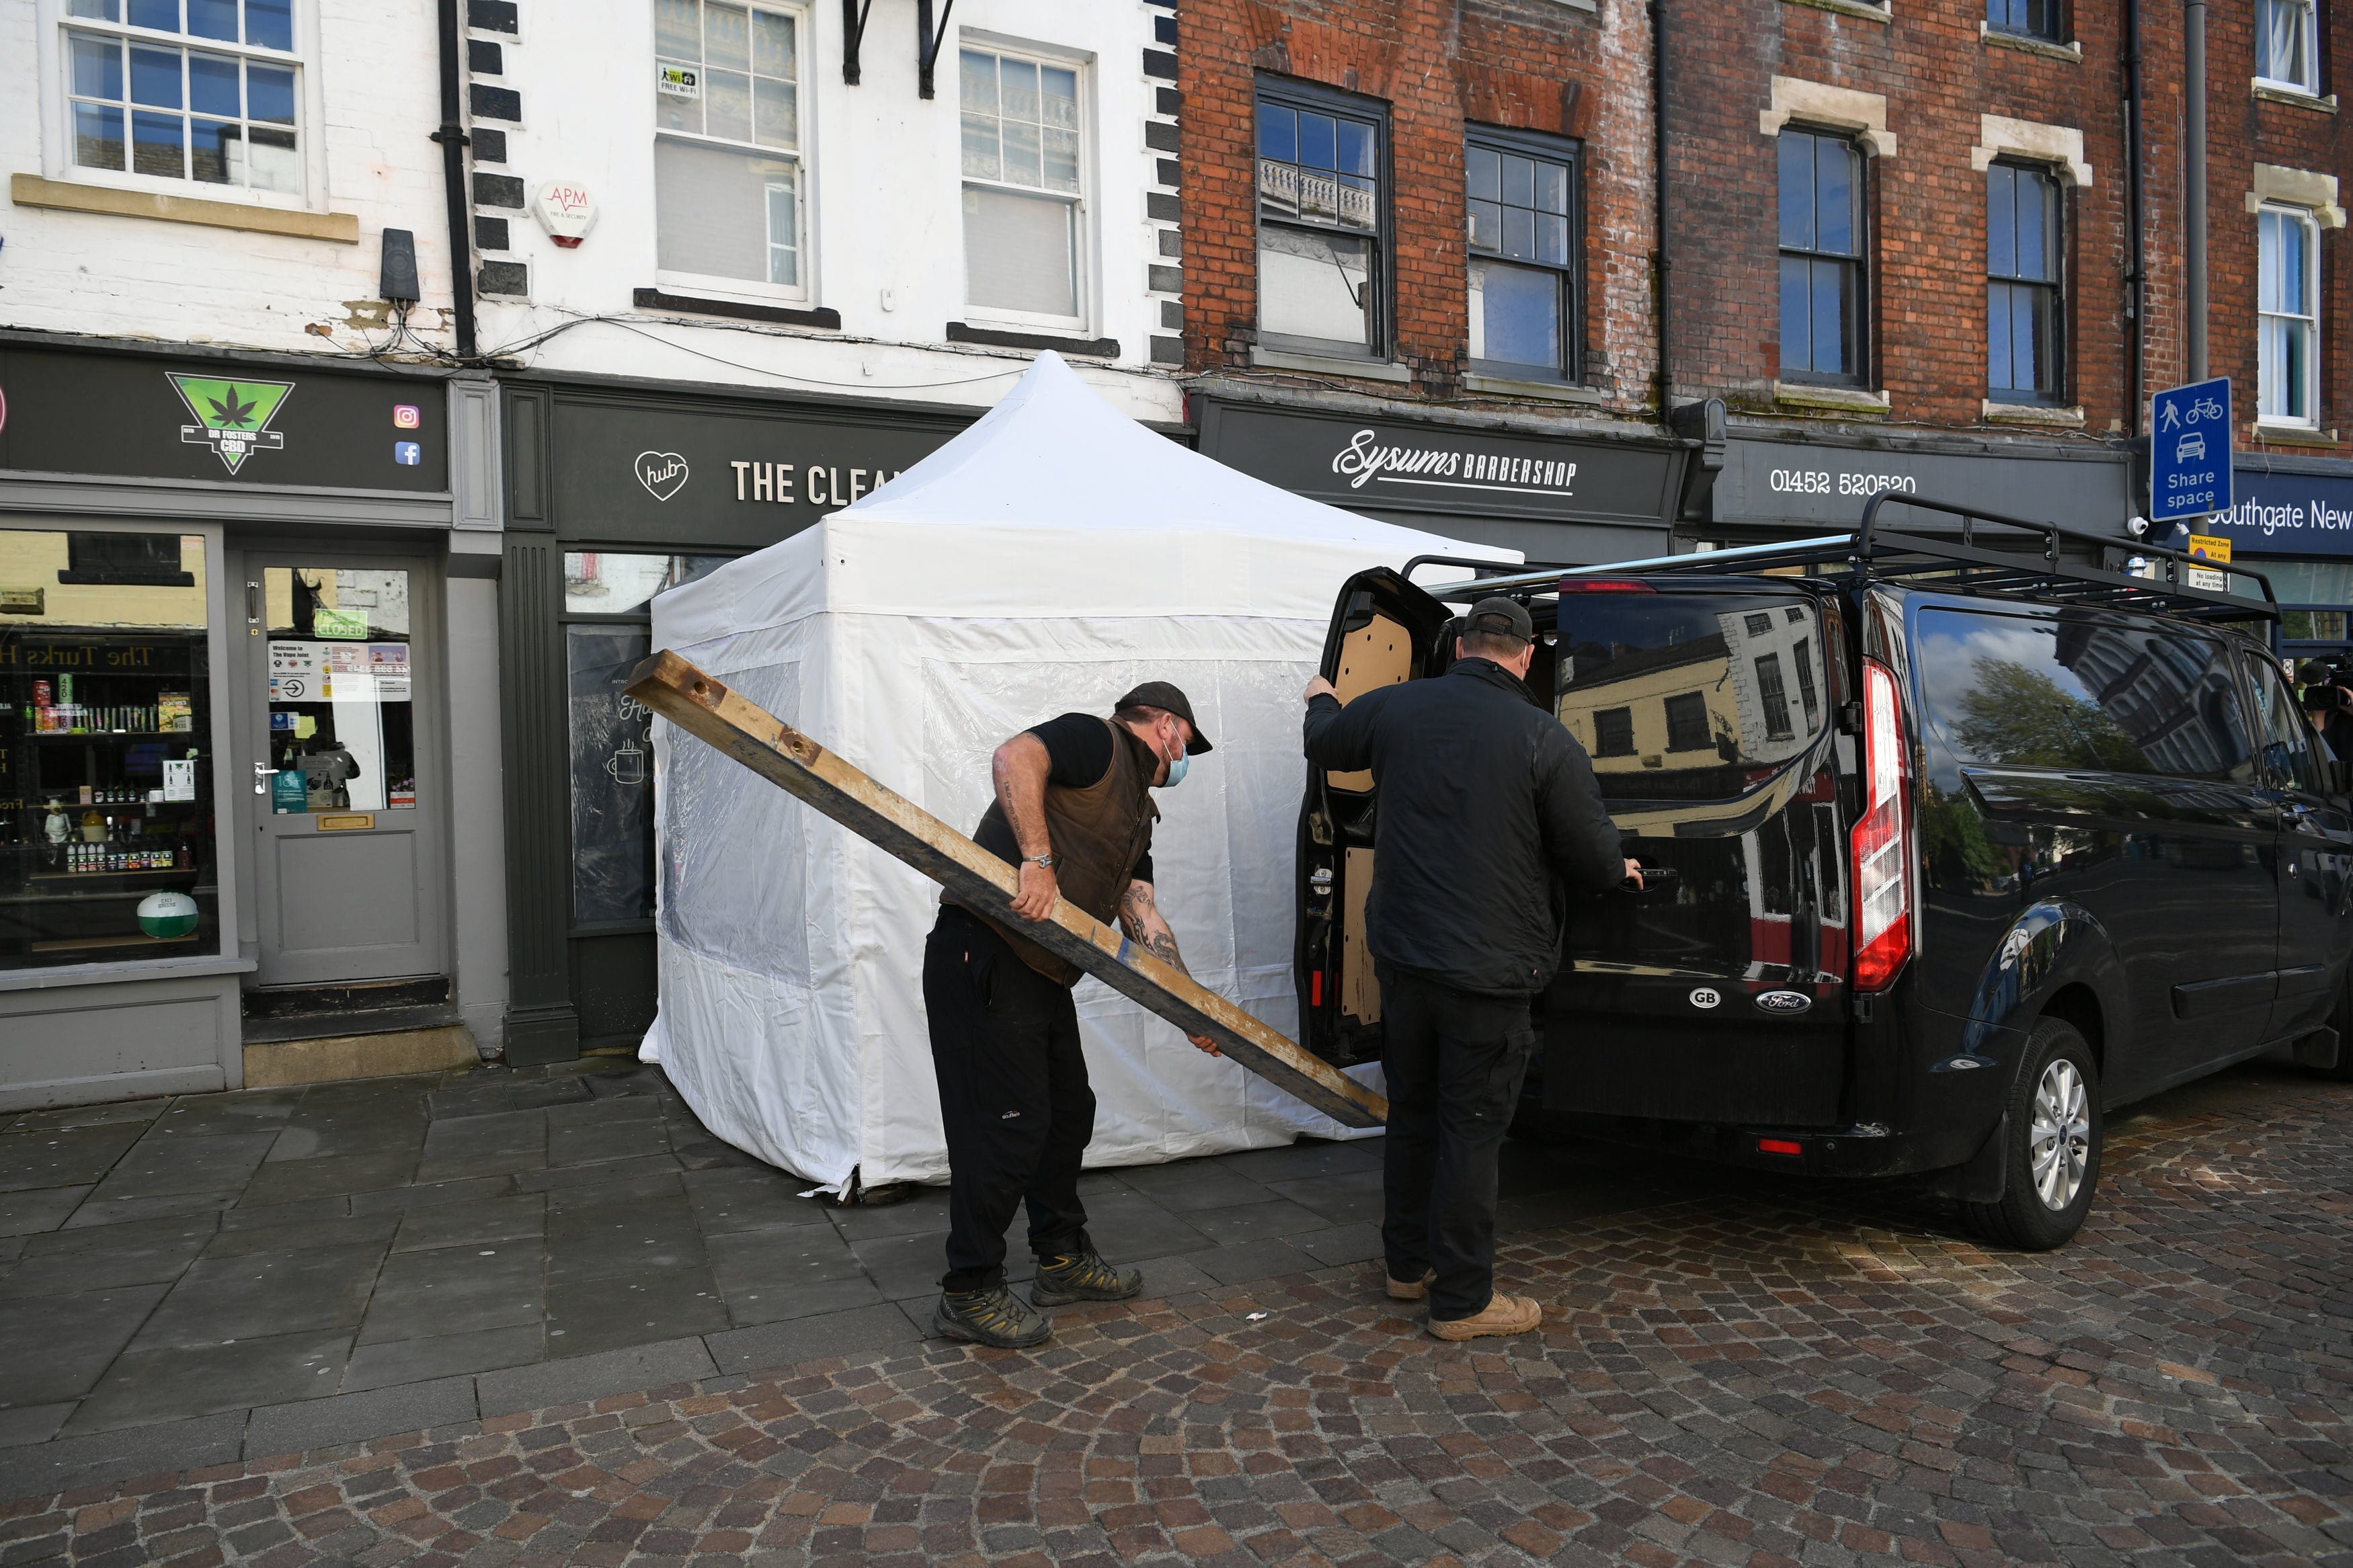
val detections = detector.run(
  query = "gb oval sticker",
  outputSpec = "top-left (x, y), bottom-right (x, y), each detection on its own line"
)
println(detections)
top-left (1755, 989), bottom-right (1813, 1015)
top-left (1687, 987), bottom-right (1721, 1009)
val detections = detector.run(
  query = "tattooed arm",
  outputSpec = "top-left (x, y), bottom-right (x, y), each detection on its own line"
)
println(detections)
top-left (1120, 880), bottom-right (1222, 1057)
top-left (993, 733), bottom-right (1058, 921)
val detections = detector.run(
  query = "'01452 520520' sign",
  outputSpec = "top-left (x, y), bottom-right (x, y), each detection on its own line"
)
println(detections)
top-left (1767, 468), bottom-right (1919, 499)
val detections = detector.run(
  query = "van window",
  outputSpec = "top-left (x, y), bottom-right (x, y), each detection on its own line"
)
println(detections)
top-left (1557, 592), bottom-right (1824, 801)
top-left (2247, 655), bottom-right (2325, 793)
top-left (1915, 607), bottom-right (2252, 780)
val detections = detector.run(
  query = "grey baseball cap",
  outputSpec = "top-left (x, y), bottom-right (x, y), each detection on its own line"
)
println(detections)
top-left (1466, 596), bottom-right (1533, 645)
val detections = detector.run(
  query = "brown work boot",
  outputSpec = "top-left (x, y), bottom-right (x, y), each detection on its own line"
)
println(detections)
top-left (1428, 1292), bottom-right (1544, 1341)
top-left (1386, 1268), bottom-right (1437, 1301)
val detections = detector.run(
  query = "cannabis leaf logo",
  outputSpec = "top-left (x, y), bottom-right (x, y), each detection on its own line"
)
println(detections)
top-left (206, 386), bottom-right (258, 428)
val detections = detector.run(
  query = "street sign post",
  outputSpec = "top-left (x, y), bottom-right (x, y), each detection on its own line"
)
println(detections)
top-left (2150, 376), bottom-right (2233, 523)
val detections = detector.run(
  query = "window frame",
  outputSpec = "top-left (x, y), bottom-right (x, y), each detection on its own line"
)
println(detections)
top-left (651, 0), bottom-right (813, 308)
top-left (35, 0), bottom-right (328, 211)
top-left (2256, 0), bottom-right (2321, 95)
top-left (1462, 122), bottom-right (1584, 384)
top-left (1253, 75), bottom-right (1394, 362)
top-left (955, 40), bottom-right (1093, 335)
top-left (1985, 0), bottom-right (2063, 42)
top-left (1776, 125), bottom-right (1870, 389)
top-left (2258, 202), bottom-right (2322, 429)
top-left (1985, 157), bottom-right (2067, 406)
top-left (1663, 692), bottom-right (1712, 753)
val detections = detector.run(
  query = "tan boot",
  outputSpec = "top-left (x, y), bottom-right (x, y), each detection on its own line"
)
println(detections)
top-left (1386, 1268), bottom-right (1437, 1301)
top-left (1428, 1292), bottom-right (1543, 1341)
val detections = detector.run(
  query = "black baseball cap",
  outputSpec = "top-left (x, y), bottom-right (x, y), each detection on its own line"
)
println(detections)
top-left (1115, 681), bottom-right (1213, 753)
top-left (1466, 595), bottom-right (1533, 645)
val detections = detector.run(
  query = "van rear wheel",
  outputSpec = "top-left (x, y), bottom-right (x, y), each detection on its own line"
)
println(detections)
top-left (1963, 1018), bottom-right (2102, 1251)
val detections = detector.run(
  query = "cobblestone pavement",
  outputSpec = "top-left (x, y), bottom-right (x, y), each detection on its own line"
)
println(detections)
top-left (5, 1062), bottom-right (2351, 1568)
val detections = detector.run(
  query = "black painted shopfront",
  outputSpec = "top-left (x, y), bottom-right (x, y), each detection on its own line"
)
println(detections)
top-left (1192, 395), bottom-right (1693, 565)
top-left (496, 375), bottom-right (978, 1062)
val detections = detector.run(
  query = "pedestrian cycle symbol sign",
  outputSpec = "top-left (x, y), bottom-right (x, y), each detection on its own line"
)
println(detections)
top-left (2150, 376), bottom-right (2231, 522)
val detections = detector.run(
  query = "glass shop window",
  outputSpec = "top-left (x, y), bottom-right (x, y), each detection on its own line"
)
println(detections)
top-left (262, 567), bottom-right (413, 813)
top-left (0, 530), bottom-right (220, 970)
top-left (562, 552), bottom-right (729, 926)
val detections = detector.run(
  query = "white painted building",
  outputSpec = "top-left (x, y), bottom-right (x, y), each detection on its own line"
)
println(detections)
top-left (463, 0), bottom-right (1185, 421)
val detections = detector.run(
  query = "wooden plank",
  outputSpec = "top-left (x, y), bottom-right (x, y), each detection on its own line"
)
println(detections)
top-left (626, 650), bottom-right (1388, 1128)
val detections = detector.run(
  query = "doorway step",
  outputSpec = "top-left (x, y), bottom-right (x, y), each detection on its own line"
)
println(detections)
top-left (239, 977), bottom-right (477, 1087)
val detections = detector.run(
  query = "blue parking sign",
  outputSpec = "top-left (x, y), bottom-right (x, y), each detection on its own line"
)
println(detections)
top-left (2149, 377), bottom-right (2231, 522)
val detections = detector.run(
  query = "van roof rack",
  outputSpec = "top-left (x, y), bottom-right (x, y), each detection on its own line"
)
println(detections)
top-left (1417, 494), bottom-right (2279, 626)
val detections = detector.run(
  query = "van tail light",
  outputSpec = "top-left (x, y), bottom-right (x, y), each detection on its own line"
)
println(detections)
top-left (1757, 1138), bottom-right (1804, 1157)
top-left (1849, 657), bottom-right (1913, 992)
top-left (1310, 971), bottom-right (1324, 1008)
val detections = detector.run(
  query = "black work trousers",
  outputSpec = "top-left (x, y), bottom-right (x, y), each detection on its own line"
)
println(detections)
top-left (1376, 964), bottom-right (1539, 1320)
top-left (924, 906), bottom-right (1096, 1293)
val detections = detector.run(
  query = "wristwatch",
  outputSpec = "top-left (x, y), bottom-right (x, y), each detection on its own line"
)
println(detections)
top-left (1024, 854), bottom-right (1056, 868)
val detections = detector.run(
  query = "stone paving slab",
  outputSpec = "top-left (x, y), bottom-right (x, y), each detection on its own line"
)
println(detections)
top-left (0, 1063), bottom-right (2346, 1566)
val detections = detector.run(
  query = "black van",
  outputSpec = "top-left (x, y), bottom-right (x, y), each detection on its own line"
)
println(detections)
top-left (1296, 498), bottom-right (2353, 1249)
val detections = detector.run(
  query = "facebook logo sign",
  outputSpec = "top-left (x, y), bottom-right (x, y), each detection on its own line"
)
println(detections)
top-left (393, 442), bottom-right (422, 466)
top-left (2149, 378), bottom-right (2231, 522)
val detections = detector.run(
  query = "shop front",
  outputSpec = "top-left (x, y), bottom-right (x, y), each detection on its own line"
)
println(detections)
top-left (1191, 395), bottom-right (1693, 565)
top-left (1698, 430), bottom-right (2139, 546)
top-left (0, 336), bottom-right (504, 1107)
top-left (495, 374), bottom-right (979, 1063)
top-left (2205, 456), bottom-right (2353, 667)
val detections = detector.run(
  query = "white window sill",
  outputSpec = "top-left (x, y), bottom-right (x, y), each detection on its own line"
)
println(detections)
top-left (1778, 0), bottom-right (1891, 23)
top-left (2253, 81), bottom-right (2338, 112)
top-left (1249, 346), bottom-right (1412, 383)
top-left (1774, 381), bottom-right (1890, 416)
top-left (1981, 24), bottom-right (2081, 63)
top-left (10, 173), bottom-right (354, 241)
top-left (1981, 399), bottom-right (2085, 427)
top-left (2253, 421), bottom-right (2338, 447)
top-left (1460, 372), bottom-right (1605, 404)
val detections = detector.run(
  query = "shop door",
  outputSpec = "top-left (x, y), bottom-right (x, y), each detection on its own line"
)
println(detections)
top-left (248, 557), bottom-right (446, 985)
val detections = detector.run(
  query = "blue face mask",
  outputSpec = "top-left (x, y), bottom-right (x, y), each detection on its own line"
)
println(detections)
top-left (1156, 729), bottom-right (1189, 789)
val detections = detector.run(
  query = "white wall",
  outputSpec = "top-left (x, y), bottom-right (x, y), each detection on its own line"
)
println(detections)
top-left (0, 0), bottom-right (456, 353)
top-left (470, 0), bottom-right (1182, 421)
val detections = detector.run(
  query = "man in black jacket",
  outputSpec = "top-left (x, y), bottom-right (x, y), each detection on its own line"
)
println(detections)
top-left (1302, 596), bottom-right (1632, 1340)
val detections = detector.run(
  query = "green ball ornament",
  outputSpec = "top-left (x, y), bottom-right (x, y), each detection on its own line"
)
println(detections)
top-left (138, 891), bottom-right (200, 940)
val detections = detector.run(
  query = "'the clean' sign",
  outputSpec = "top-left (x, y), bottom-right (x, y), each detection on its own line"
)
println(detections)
top-left (2150, 377), bottom-right (2233, 522)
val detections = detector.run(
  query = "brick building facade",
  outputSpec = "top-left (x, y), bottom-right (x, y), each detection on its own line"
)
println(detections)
top-left (1176, 0), bottom-right (1698, 567)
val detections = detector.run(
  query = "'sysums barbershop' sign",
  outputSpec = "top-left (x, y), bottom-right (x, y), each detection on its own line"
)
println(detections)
top-left (1197, 399), bottom-right (1682, 526)
top-left (2206, 462), bottom-right (2353, 556)
top-left (1330, 427), bottom-right (1579, 499)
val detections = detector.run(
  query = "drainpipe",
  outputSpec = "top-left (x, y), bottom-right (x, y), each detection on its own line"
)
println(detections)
top-left (2184, 0), bottom-right (2208, 382)
top-left (2125, 0), bottom-right (2147, 432)
top-left (432, 0), bottom-right (477, 358)
top-left (1650, 0), bottom-right (1671, 421)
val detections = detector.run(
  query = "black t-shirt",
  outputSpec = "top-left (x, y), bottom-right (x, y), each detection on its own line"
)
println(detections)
top-left (1000, 713), bottom-right (1154, 884)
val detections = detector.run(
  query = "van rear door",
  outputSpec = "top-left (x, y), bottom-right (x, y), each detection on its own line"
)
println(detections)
top-left (1546, 581), bottom-right (1853, 1126)
top-left (1295, 567), bottom-right (1453, 1066)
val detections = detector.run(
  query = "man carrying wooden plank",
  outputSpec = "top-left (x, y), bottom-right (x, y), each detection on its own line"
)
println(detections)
top-left (926, 682), bottom-right (1220, 1349)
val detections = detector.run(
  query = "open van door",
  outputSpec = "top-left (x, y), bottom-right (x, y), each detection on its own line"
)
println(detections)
top-left (1294, 567), bottom-right (1453, 1067)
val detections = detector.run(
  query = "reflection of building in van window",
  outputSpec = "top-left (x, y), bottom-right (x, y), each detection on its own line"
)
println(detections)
top-left (1915, 608), bottom-right (2251, 780)
top-left (1556, 595), bottom-right (1824, 802)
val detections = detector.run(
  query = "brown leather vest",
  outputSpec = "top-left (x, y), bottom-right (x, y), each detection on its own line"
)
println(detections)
top-left (948, 718), bottom-right (1161, 986)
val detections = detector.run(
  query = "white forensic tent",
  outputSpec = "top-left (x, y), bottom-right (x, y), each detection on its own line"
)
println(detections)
top-left (642, 351), bottom-right (1499, 1190)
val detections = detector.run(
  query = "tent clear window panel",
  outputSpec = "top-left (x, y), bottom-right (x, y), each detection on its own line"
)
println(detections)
top-left (1257, 93), bottom-right (1384, 356)
top-left (1777, 130), bottom-right (1864, 384)
top-left (2260, 206), bottom-right (2318, 426)
top-left (653, 0), bottom-right (803, 291)
top-left (0, 530), bottom-right (221, 971)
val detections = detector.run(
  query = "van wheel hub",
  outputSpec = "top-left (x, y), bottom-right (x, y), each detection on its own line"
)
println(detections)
top-left (2029, 1059), bottom-right (2091, 1210)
